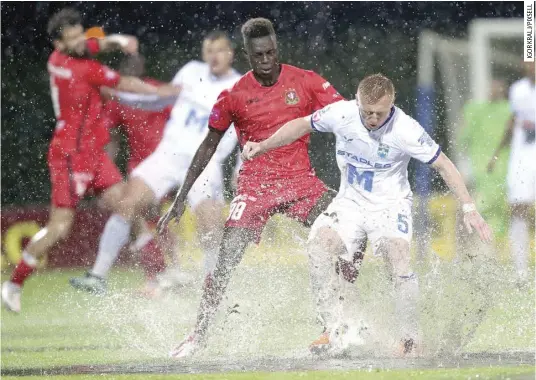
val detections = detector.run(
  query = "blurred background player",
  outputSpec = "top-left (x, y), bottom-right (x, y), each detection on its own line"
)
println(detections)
top-left (1, 8), bottom-right (180, 313)
top-left (458, 79), bottom-right (511, 245)
top-left (488, 61), bottom-right (536, 285)
top-left (243, 73), bottom-right (492, 356)
top-left (98, 54), bottom-right (176, 296)
top-left (69, 30), bottom-right (242, 296)
top-left (159, 18), bottom-right (347, 358)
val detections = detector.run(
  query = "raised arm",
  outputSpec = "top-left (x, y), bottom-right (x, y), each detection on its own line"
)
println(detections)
top-left (431, 152), bottom-right (492, 243)
top-left (103, 89), bottom-right (179, 110)
top-left (242, 116), bottom-right (312, 160)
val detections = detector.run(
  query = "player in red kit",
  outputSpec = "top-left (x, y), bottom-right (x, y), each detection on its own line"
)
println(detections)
top-left (157, 18), bottom-right (346, 357)
top-left (1, 8), bottom-right (179, 313)
top-left (70, 54), bottom-right (175, 296)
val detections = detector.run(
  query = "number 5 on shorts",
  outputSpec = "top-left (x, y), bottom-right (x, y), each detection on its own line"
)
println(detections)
top-left (228, 198), bottom-right (247, 221)
top-left (397, 214), bottom-right (409, 234)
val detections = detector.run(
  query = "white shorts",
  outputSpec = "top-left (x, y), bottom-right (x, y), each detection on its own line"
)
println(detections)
top-left (309, 197), bottom-right (413, 256)
top-left (131, 137), bottom-right (224, 209)
top-left (507, 151), bottom-right (536, 204)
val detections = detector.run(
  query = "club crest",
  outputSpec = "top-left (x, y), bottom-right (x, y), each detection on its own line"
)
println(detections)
top-left (285, 88), bottom-right (300, 105)
top-left (377, 143), bottom-right (390, 159)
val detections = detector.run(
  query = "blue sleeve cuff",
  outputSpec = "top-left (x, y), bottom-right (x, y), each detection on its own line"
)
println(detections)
top-left (310, 116), bottom-right (320, 132)
top-left (426, 146), bottom-right (442, 165)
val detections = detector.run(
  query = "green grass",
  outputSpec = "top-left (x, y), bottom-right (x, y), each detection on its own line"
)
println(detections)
top-left (1, 258), bottom-right (534, 379)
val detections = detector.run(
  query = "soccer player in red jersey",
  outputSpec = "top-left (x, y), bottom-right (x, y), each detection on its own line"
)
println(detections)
top-left (70, 54), bottom-right (175, 297)
top-left (1, 8), bottom-right (179, 313)
top-left (157, 18), bottom-right (347, 357)
top-left (103, 55), bottom-right (172, 293)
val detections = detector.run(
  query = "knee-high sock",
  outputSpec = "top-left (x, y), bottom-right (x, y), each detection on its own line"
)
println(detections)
top-left (394, 273), bottom-right (419, 340)
top-left (308, 242), bottom-right (343, 331)
top-left (510, 216), bottom-right (529, 278)
top-left (92, 214), bottom-right (131, 278)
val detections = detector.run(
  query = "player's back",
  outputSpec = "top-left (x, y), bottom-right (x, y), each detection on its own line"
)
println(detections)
top-left (211, 64), bottom-right (344, 181)
top-left (47, 50), bottom-right (119, 155)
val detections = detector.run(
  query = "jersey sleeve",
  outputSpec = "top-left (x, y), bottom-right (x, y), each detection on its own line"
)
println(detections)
top-left (208, 89), bottom-right (235, 132)
top-left (103, 101), bottom-right (122, 129)
top-left (310, 100), bottom-right (347, 134)
top-left (396, 116), bottom-right (441, 164)
top-left (85, 60), bottom-right (121, 88)
top-left (306, 71), bottom-right (345, 110)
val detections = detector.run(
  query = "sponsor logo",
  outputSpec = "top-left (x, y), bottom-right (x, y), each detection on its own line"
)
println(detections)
top-left (337, 150), bottom-right (392, 169)
top-left (285, 88), bottom-right (300, 105)
top-left (322, 81), bottom-right (331, 90)
top-left (418, 131), bottom-right (434, 147)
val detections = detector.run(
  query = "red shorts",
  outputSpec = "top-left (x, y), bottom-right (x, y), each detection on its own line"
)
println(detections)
top-left (226, 173), bottom-right (328, 242)
top-left (48, 150), bottom-right (122, 209)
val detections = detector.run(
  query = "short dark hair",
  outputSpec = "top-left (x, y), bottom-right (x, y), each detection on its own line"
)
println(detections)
top-left (241, 18), bottom-right (275, 45)
top-left (119, 54), bottom-right (146, 77)
top-left (47, 8), bottom-right (82, 41)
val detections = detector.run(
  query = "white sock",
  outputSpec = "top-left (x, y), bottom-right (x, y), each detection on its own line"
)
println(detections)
top-left (91, 214), bottom-right (131, 278)
top-left (394, 273), bottom-right (419, 340)
top-left (510, 216), bottom-right (529, 278)
top-left (22, 250), bottom-right (37, 267)
top-left (129, 232), bottom-right (153, 252)
top-left (308, 242), bottom-right (343, 331)
top-left (203, 248), bottom-right (219, 277)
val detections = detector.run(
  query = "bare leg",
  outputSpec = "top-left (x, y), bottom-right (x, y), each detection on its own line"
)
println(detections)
top-left (194, 227), bottom-right (256, 339)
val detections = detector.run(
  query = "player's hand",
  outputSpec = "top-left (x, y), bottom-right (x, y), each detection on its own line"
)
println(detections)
top-left (157, 200), bottom-right (186, 235)
top-left (241, 141), bottom-right (265, 161)
top-left (156, 84), bottom-right (181, 98)
top-left (120, 36), bottom-right (139, 55)
top-left (463, 210), bottom-right (493, 243)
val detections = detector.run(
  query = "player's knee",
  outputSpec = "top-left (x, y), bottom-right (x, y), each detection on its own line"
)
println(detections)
top-left (311, 226), bottom-right (345, 255)
top-left (385, 238), bottom-right (411, 277)
top-left (48, 219), bottom-right (73, 241)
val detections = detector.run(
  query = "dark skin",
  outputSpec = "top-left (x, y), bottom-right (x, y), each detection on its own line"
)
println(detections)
top-left (157, 34), bottom-right (338, 338)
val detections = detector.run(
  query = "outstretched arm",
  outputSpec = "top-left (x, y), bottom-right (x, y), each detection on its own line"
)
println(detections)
top-left (487, 115), bottom-right (514, 173)
top-left (431, 152), bottom-right (492, 243)
top-left (242, 116), bottom-right (312, 160)
top-left (157, 128), bottom-right (223, 232)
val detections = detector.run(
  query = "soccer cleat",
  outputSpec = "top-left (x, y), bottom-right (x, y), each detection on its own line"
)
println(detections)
top-left (169, 333), bottom-right (204, 358)
top-left (69, 272), bottom-right (107, 295)
top-left (309, 330), bottom-right (332, 355)
top-left (395, 337), bottom-right (422, 357)
top-left (2, 281), bottom-right (21, 313)
top-left (157, 268), bottom-right (194, 290)
top-left (135, 280), bottom-right (163, 300)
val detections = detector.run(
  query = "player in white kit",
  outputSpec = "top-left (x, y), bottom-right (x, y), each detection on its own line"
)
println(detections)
top-left (488, 61), bottom-right (535, 284)
top-left (70, 31), bottom-right (242, 295)
top-left (243, 74), bottom-right (492, 356)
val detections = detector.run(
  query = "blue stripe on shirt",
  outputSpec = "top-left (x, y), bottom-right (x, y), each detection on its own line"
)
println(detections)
top-left (426, 146), bottom-right (442, 165)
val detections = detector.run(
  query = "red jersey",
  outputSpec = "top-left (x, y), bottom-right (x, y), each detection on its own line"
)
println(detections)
top-left (103, 78), bottom-right (169, 171)
top-left (209, 64), bottom-right (344, 181)
top-left (47, 50), bottom-right (121, 157)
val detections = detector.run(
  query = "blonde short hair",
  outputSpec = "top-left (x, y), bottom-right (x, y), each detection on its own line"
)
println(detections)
top-left (357, 74), bottom-right (395, 103)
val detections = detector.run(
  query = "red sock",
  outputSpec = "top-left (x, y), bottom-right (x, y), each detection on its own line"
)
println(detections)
top-left (140, 239), bottom-right (166, 281)
top-left (11, 260), bottom-right (36, 286)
